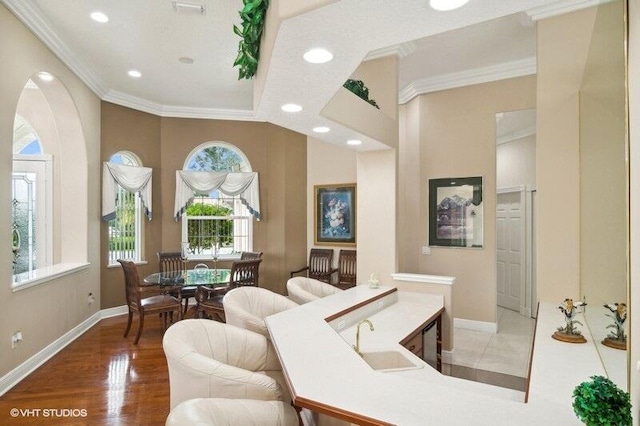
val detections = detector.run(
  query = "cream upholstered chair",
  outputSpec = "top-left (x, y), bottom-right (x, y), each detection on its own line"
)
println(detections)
top-left (223, 286), bottom-right (299, 339)
top-left (166, 398), bottom-right (299, 426)
top-left (286, 276), bottom-right (343, 304)
top-left (162, 319), bottom-right (285, 409)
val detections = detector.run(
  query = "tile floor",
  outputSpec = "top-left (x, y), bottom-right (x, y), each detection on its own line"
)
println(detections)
top-left (443, 306), bottom-right (536, 391)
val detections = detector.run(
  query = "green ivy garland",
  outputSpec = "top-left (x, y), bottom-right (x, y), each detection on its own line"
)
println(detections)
top-left (233, 0), bottom-right (269, 80)
top-left (343, 79), bottom-right (380, 109)
top-left (572, 375), bottom-right (631, 425)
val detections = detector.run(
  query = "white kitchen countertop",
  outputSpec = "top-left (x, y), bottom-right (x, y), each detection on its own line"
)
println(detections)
top-left (266, 286), bottom-right (598, 425)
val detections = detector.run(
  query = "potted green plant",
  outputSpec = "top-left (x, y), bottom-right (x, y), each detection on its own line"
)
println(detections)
top-left (572, 375), bottom-right (631, 425)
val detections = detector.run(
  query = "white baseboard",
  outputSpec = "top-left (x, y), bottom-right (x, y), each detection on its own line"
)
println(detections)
top-left (454, 317), bottom-right (497, 333)
top-left (441, 349), bottom-right (453, 364)
top-left (0, 305), bottom-right (129, 397)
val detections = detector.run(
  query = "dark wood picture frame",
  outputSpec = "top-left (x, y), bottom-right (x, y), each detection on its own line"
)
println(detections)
top-left (428, 176), bottom-right (483, 248)
top-left (314, 183), bottom-right (356, 246)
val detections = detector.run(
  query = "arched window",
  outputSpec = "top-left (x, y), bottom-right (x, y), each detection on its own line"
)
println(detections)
top-left (107, 151), bottom-right (145, 265)
top-left (182, 142), bottom-right (253, 259)
top-left (12, 111), bottom-right (52, 279)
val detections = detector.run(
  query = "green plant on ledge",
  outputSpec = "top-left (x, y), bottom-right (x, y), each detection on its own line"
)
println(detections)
top-left (343, 79), bottom-right (380, 109)
top-left (572, 375), bottom-right (631, 426)
top-left (233, 0), bottom-right (269, 80)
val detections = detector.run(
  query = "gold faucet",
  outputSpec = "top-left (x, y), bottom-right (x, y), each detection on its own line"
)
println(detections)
top-left (353, 319), bottom-right (374, 356)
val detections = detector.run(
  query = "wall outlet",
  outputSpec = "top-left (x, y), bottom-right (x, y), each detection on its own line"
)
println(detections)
top-left (421, 246), bottom-right (431, 255)
top-left (88, 293), bottom-right (95, 305)
top-left (337, 319), bottom-right (346, 330)
top-left (11, 331), bottom-right (23, 349)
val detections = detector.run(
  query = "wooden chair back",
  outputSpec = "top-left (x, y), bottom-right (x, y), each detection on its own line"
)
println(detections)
top-left (240, 251), bottom-right (263, 260)
top-left (119, 259), bottom-right (143, 310)
top-left (308, 249), bottom-right (334, 282)
top-left (337, 249), bottom-right (357, 288)
top-left (158, 251), bottom-right (184, 273)
top-left (230, 258), bottom-right (263, 287)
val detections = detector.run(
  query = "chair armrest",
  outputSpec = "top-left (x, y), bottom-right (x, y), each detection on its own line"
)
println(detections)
top-left (289, 266), bottom-right (309, 278)
top-left (316, 268), bottom-right (338, 279)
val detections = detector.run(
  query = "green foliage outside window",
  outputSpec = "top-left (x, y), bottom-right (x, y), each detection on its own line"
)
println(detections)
top-left (186, 203), bottom-right (233, 254)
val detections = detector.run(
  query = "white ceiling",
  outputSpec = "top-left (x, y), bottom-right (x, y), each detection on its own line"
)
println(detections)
top-left (2, 0), bottom-right (598, 149)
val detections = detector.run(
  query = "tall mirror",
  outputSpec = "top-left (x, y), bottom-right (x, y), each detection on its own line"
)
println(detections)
top-left (579, 0), bottom-right (628, 390)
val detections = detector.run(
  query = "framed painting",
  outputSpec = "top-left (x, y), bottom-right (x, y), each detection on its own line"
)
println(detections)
top-left (314, 183), bottom-right (356, 246)
top-left (428, 177), bottom-right (483, 248)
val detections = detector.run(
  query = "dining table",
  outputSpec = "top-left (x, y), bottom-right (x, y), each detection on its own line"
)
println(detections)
top-left (143, 268), bottom-right (232, 318)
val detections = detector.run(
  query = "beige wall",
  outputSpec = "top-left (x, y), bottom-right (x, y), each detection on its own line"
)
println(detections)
top-left (496, 135), bottom-right (536, 189)
top-left (305, 137), bottom-right (357, 272)
top-left (397, 76), bottom-right (536, 324)
top-left (0, 4), bottom-right (101, 377)
top-left (100, 106), bottom-right (308, 307)
top-left (536, 7), bottom-right (597, 302)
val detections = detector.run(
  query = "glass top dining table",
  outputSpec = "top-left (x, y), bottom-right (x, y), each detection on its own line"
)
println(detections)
top-left (143, 268), bottom-right (231, 288)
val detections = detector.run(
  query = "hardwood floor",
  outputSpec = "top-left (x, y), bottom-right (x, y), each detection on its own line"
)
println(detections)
top-left (0, 314), bottom-right (173, 425)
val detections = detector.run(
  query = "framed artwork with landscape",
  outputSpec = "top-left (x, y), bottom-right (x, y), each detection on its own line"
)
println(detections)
top-left (428, 176), bottom-right (483, 248)
top-left (314, 183), bottom-right (356, 246)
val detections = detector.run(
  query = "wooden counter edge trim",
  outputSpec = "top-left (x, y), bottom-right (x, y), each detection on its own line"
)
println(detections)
top-left (293, 395), bottom-right (395, 426)
top-left (524, 302), bottom-right (540, 403)
top-left (398, 306), bottom-right (445, 346)
top-left (324, 288), bottom-right (398, 323)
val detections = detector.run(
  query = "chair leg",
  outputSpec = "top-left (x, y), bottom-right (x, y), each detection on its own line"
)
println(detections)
top-left (124, 311), bottom-right (133, 338)
top-left (134, 313), bottom-right (144, 345)
top-left (183, 297), bottom-right (190, 315)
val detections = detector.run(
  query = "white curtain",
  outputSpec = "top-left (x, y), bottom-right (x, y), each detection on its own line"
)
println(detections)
top-left (102, 162), bottom-right (153, 221)
top-left (174, 170), bottom-right (261, 220)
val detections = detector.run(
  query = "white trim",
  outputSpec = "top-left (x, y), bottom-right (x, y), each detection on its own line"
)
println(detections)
top-left (364, 41), bottom-right (417, 61)
top-left (399, 58), bottom-right (536, 104)
top-left (100, 305), bottom-right (129, 319)
top-left (391, 273), bottom-right (455, 286)
top-left (496, 126), bottom-right (536, 145)
top-left (441, 349), bottom-right (453, 365)
top-left (497, 185), bottom-right (526, 194)
top-left (454, 317), bottom-right (498, 334)
top-left (526, 0), bottom-right (616, 22)
top-left (12, 262), bottom-right (90, 291)
top-left (0, 311), bottom-right (101, 397)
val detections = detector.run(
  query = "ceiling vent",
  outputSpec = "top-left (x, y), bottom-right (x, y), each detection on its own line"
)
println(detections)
top-left (172, 1), bottom-right (206, 15)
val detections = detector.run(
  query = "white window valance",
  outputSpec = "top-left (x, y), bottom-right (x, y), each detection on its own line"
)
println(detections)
top-left (102, 162), bottom-right (153, 221)
top-left (174, 170), bottom-right (261, 221)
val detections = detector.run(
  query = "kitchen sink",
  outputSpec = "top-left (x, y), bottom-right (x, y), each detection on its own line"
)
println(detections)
top-left (360, 350), bottom-right (423, 372)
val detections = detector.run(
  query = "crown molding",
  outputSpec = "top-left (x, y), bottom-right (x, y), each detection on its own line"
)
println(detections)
top-left (365, 41), bottom-right (417, 61)
top-left (399, 57), bottom-right (536, 104)
top-left (103, 90), bottom-right (262, 121)
top-left (496, 126), bottom-right (536, 145)
top-left (526, 0), bottom-right (615, 21)
top-left (2, 0), bottom-right (108, 97)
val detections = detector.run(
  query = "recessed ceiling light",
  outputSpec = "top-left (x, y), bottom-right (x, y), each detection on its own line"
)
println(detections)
top-left (281, 103), bottom-right (302, 113)
top-left (313, 126), bottom-right (331, 133)
top-left (128, 70), bottom-right (142, 78)
top-left (303, 48), bottom-right (333, 64)
top-left (429, 0), bottom-right (470, 11)
top-left (179, 57), bottom-right (194, 64)
top-left (347, 139), bottom-right (362, 146)
top-left (90, 11), bottom-right (109, 23)
top-left (37, 72), bottom-right (54, 82)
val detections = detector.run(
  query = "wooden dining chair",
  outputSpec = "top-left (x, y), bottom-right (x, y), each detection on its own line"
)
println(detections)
top-left (158, 251), bottom-right (194, 315)
top-left (118, 259), bottom-right (182, 345)
top-left (336, 249), bottom-right (357, 290)
top-left (290, 248), bottom-right (337, 284)
top-left (240, 251), bottom-right (263, 260)
top-left (196, 258), bottom-right (263, 322)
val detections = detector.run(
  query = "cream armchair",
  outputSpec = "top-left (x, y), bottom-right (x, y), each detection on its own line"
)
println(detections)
top-left (223, 286), bottom-right (299, 339)
top-left (162, 319), bottom-right (284, 409)
top-left (286, 276), bottom-right (343, 304)
top-left (166, 398), bottom-right (299, 426)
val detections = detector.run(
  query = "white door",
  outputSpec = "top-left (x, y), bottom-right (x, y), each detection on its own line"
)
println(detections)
top-left (496, 191), bottom-right (526, 312)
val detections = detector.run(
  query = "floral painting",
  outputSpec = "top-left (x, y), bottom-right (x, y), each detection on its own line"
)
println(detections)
top-left (314, 184), bottom-right (356, 246)
top-left (428, 177), bottom-right (483, 248)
